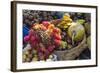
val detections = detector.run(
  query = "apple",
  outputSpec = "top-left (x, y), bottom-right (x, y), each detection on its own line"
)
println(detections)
top-left (68, 22), bottom-right (85, 43)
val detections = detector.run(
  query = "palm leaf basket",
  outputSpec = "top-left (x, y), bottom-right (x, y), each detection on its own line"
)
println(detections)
top-left (54, 35), bottom-right (88, 60)
top-left (50, 19), bottom-right (88, 60)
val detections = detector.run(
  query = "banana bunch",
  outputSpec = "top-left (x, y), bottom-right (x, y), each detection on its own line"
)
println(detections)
top-left (58, 13), bottom-right (72, 29)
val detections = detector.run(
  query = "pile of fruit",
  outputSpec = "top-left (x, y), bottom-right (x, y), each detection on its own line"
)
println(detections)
top-left (23, 10), bottom-right (63, 25)
top-left (23, 21), bottom-right (62, 62)
top-left (23, 10), bottom-right (91, 62)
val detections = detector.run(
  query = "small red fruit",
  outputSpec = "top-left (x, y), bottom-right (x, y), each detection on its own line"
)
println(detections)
top-left (42, 21), bottom-right (50, 28)
top-left (54, 34), bottom-right (61, 40)
top-left (40, 24), bottom-right (47, 30)
top-left (30, 36), bottom-right (36, 42)
top-left (24, 35), bottom-right (30, 42)
top-left (47, 45), bottom-right (55, 52)
top-left (54, 39), bottom-right (61, 45)
top-left (53, 28), bottom-right (60, 33)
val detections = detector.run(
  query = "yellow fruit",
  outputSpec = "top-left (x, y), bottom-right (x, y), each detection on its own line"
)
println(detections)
top-left (32, 57), bottom-right (38, 61)
top-left (32, 50), bottom-right (37, 54)
top-left (63, 13), bottom-right (72, 22)
top-left (34, 54), bottom-right (38, 57)
top-left (33, 24), bottom-right (41, 30)
top-left (23, 54), bottom-right (27, 60)
top-left (57, 13), bottom-right (72, 29)
top-left (48, 24), bottom-right (55, 29)
top-left (49, 55), bottom-right (53, 59)
top-left (26, 58), bottom-right (30, 62)
top-left (68, 22), bottom-right (85, 42)
top-left (24, 50), bottom-right (29, 55)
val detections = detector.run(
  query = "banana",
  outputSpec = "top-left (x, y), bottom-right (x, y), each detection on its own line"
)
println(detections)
top-left (58, 13), bottom-right (72, 29)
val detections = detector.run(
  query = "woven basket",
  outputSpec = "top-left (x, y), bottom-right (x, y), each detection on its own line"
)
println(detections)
top-left (54, 35), bottom-right (88, 60)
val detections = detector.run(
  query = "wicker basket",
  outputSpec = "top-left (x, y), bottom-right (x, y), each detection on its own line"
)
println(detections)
top-left (54, 35), bottom-right (88, 60)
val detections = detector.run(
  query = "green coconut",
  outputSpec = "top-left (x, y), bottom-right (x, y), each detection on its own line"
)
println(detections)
top-left (68, 22), bottom-right (85, 43)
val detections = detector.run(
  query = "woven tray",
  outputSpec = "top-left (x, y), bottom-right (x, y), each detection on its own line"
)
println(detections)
top-left (54, 35), bottom-right (88, 60)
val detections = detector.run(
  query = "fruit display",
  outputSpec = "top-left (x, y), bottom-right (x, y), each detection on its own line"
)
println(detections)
top-left (23, 10), bottom-right (91, 62)
top-left (24, 22), bottom-right (61, 61)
